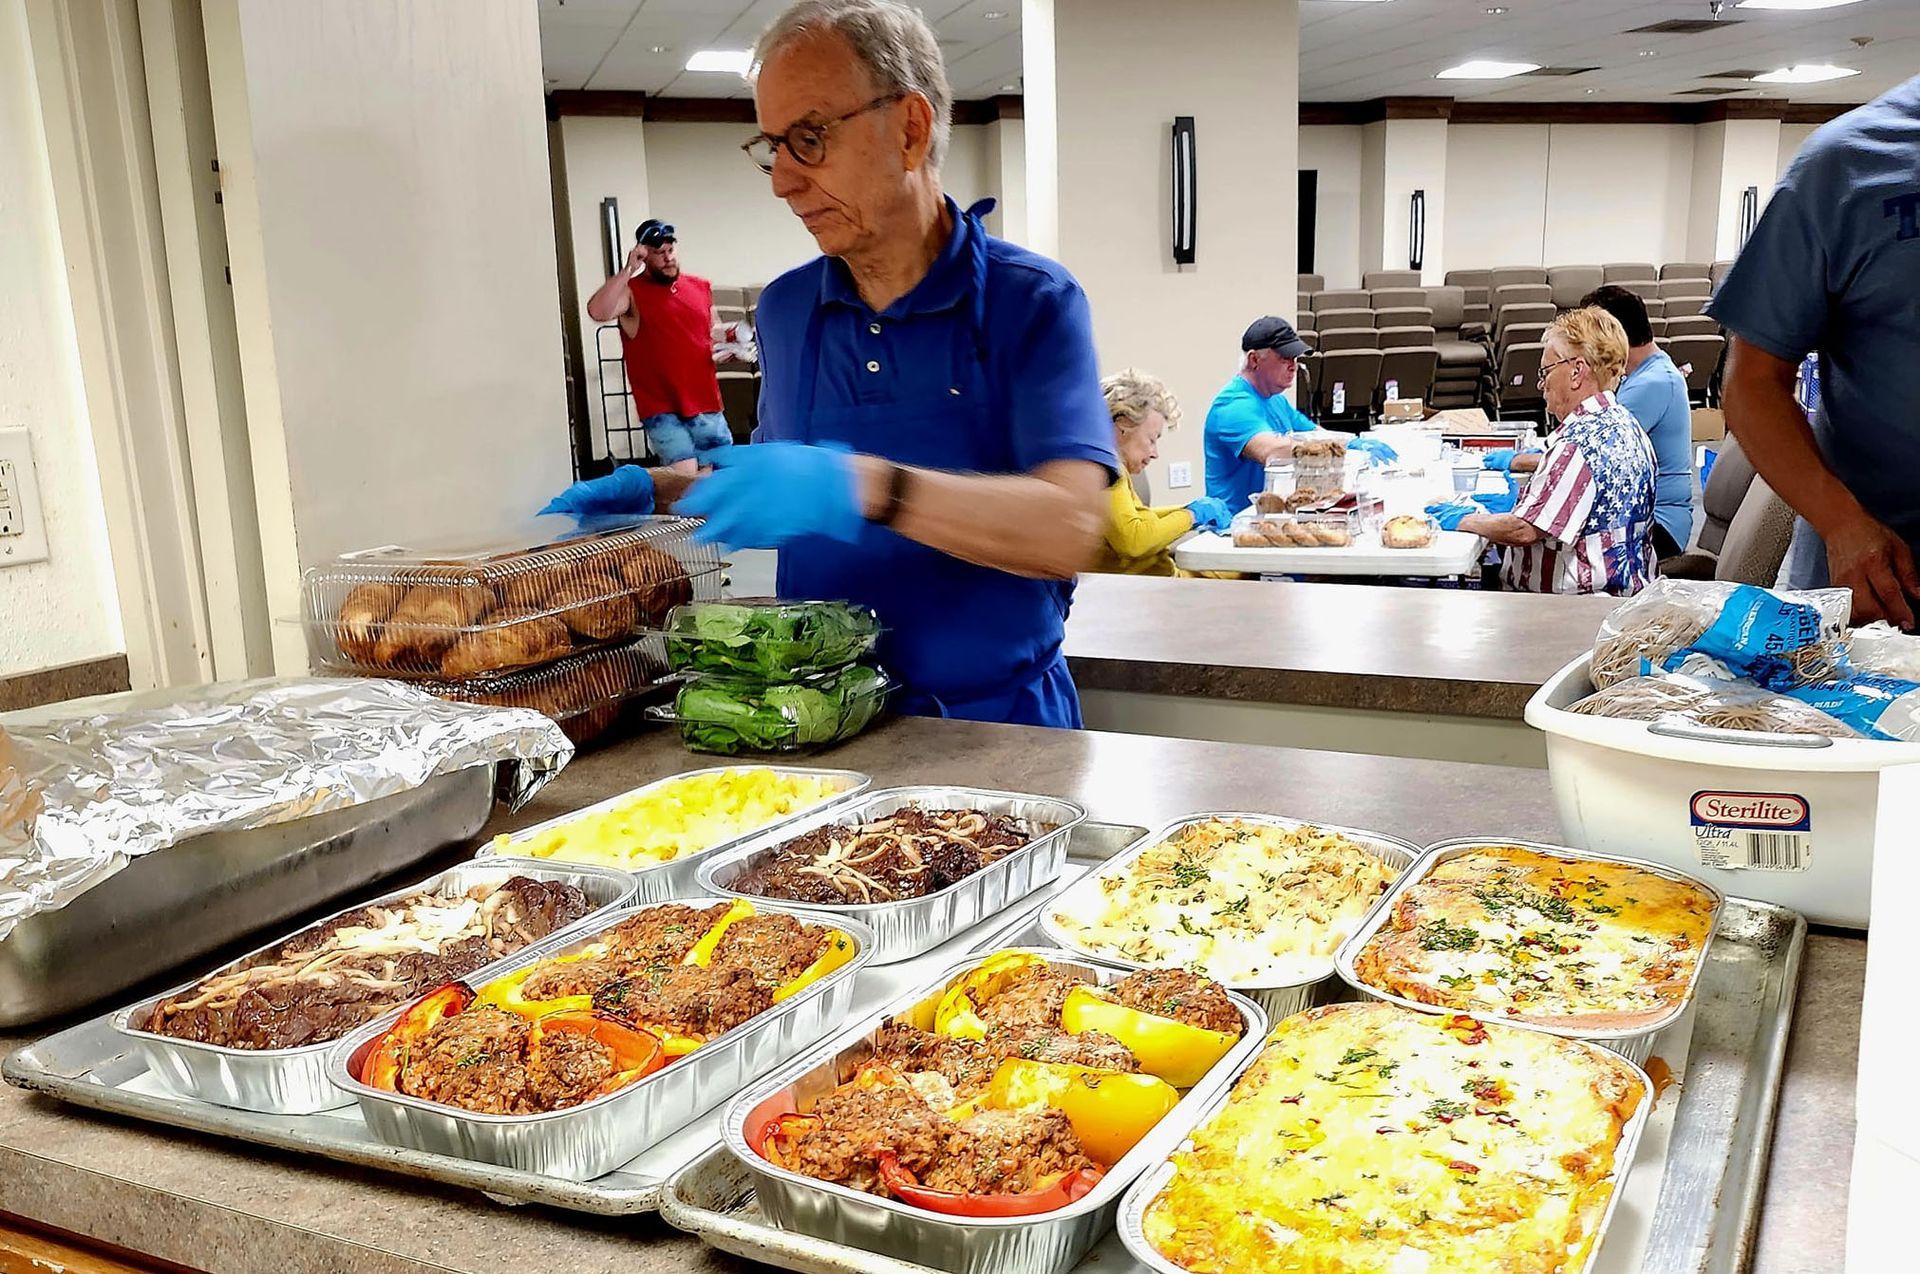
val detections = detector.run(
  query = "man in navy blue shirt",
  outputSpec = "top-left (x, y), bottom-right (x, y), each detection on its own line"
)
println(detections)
top-left (1712, 74), bottom-right (1920, 626)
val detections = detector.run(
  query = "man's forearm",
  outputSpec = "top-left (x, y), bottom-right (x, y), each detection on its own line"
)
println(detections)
top-left (851, 457), bottom-right (1107, 580)
top-left (1722, 337), bottom-right (1861, 537)
top-left (1458, 512), bottom-right (1542, 546)
top-left (586, 270), bottom-right (635, 323)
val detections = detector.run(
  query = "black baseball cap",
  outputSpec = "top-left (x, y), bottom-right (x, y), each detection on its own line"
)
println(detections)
top-left (1242, 316), bottom-right (1310, 358)
top-left (636, 219), bottom-right (677, 247)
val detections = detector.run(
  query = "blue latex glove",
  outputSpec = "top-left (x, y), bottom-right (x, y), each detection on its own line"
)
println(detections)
top-left (1471, 488), bottom-right (1517, 515)
top-left (1426, 499), bottom-right (1474, 533)
top-left (678, 442), bottom-right (863, 548)
top-left (1184, 496), bottom-right (1233, 532)
top-left (1479, 447), bottom-right (1542, 473)
top-left (540, 464), bottom-right (655, 517)
top-left (1348, 437), bottom-right (1399, 465)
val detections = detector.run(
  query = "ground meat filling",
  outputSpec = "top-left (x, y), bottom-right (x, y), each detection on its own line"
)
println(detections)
top-left (976, 966), bottom-right (1092, 1029)
top-left (981, 1024), bottom-right (1139, 1073)
top-left (524, 1028), bottom-right (615, 1109)
top-left (869, 1024), bottom-right (1002, 1098)
top-left (398, 1006), bottom-right (535, 1114)
top-left (732, 808), bottom-right (1040, 905)
top-left (591, 964), bottom-right (772, 1040)
top-left (708, 913), bottom-right (829, 988)
top-left (920, 1107), bottom-right (1095, 1195)
top-left (519, 957), bottom-right (623, 1002)
top-left (600, 902), bottom-right (732, 968)
top-left (785, 1082), bottom-right (952, 1193)
top-left (1108, 968), bottom-right (1243, 1035)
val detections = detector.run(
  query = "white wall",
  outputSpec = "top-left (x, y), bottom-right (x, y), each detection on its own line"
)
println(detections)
top-left (1688, 117), bottom-right (1781, 261)
top-left (1443, 124), bottom-right (1548, 271)
top-left (1777, 122), bottom-right (1817, 178)
top-left (0, 0), bottom-right (123, 677)
top-left (1299, 124), bottom-right (1361, 290)
top-left (560, 114), bottom-right (655, 455)
top-left (984, 116), bottom-right (1027, 243)
top-left (1377, 118), bottom-right (1449, 285)
top-left (1542, 124), bottom-right (1694, 266)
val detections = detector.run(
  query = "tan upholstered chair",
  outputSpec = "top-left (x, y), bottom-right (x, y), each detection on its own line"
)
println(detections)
top-left (1660, 435), bottom-right (1753, 577)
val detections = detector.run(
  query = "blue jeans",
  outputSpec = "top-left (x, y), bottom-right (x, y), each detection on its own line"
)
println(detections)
top-left (642, 411), bottom-right (732, 465)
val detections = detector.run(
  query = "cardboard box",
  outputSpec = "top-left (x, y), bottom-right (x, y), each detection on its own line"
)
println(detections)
top-left (1691, 407), bottom-right (1726, 443)
top-left (1427, 407), bottom-right (1493, 429)
top-left (1382, 398), bottom-right (1425, 422)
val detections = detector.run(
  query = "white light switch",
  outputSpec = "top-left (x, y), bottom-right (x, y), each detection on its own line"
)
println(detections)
top-left (1167, 461), bottom-right (1192, 489)
top-left (0, 429), bottom-right (50, 567)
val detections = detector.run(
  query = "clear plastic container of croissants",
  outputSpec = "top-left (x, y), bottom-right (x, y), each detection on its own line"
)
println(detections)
top-left (300, 515), bottom-right (722, 679)
top-left (426, 637), bottom-right (669, 747)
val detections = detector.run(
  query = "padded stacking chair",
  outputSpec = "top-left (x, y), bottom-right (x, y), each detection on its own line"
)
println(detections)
top-left (1664, 295), bottom-right (1711, 318)
top-left (1373, 306), bottom-right (1433, 331)
top-left (1318, 327), bottom-right (1380, 351)
top-left (1493, 342), bottom-right (1548, 421)
top-left (1640, 297), bottom-right (1667, 319)
top-left (1669, 335), bottom-right (1726, 403)
top-left (1710, 260), bottom-right (1734, 288)
top-left (1664, 314), bottom-right (1720, 339)
top-left (1547, 265), bottom-right (1604, 311)
top-left (1646, 316), bottom-right (1668, 340)
top-left (1603, 262), bottom-right (1656, 283)
top-left (1656, 279), bottom-right (1708, 300)
top-left (1378, 347), bottom-right (1440, 409)
top-left (1661, 435), bottom-right (1755, 578)
top-left (1713, 477), bottom-right (1796, 586)
top-left (1493, 283), bottom-right (1553, 309)
top-left (1316, 308), bottom-right (1376, 332)
top-left (1661, 261), bottom-right (1712, 280)
top-left (1363, 269), bottom-right (1423, 290)
top-left (1313, 289), bottom-right (1371, 312)
top-left (1489, 266), bottom-right (1549, 290)
top-left (1297, 329), bottom-right (1320, 351)
top-left (1298, 291), bottom-right (1315, 319)
top-left (1499, 322), bottom-right (1549, 357)
top-left (1426, 287), bottom-right (1492, 411)
top-left (1444, 269), bottom-right (1490, 291)
top-left (1299, 273), bottom-right (1326, 293)
top-left (1378, 325), bottom-right (1437, 350)
top-left (1495, 302), bottom-right (1556, 338)
top-left (1311, 349), bottom-right (1383, 423)
top-left (710, 286), bottom-right (748, 308)
top-left (1368, 287), bottom-right (1427, 311)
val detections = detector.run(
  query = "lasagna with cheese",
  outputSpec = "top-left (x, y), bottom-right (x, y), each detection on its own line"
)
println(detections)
top-left (1142, 1001), bottom-right (1645, 1274)
top-left (1047, 819), bottom-right (1397, 985)
top-left (1351, 845), bottom-right (1718, 1032)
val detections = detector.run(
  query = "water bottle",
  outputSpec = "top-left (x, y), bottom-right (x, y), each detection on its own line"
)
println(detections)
top-left (1385, 379), bottom-right (1400, 402)
top-left (1796, 352), bottom-right (1821, 418)
top-left (1333, 383), bottom-right (1346, 416)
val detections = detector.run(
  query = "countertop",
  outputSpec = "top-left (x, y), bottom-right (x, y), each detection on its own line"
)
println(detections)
top-left (0, 719), bottom-right (1860, 1274)
top-left (1065, 574), bottom-right (1620, 719)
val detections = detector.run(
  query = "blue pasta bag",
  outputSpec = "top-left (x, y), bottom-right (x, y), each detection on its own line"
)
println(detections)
top-left (1651, 584), bottom-right (1848, 691)
top-left (1784, 673), bottom-right (1920, 743)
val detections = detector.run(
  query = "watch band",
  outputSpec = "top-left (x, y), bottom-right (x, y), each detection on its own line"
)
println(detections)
top-left (870, 462), bottom-right (911, 527)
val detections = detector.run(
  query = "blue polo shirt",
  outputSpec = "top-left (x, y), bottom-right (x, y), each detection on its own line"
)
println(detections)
top-left (1617, 349), bottom-right (1694, 550)
top-left (750, 197), bottom-right (1116, 724)
top-left (1203, 374), bottom-right (1316, 510)
top-left (1709, 74), bottom-right (1920, 586)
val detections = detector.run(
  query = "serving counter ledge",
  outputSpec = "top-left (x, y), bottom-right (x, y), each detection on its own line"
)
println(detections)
top-left (0, 719), bottom-right (1860, 1274)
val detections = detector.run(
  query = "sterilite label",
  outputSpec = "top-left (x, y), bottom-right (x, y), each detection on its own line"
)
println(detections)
top-left (1689, 790), bottom-right (1811, 872)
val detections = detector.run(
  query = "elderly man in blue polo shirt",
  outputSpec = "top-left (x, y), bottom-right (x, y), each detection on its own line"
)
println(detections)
top-left (550, 0), bottom-right (1115, 728)
top-left (1202, 317), bottom-right (1318, 512)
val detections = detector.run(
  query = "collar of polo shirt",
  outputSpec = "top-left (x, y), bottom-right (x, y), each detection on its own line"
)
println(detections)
top-left (817, 195), bottom-right (975, 318)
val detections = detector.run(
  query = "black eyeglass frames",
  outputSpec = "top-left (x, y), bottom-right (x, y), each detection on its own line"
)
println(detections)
top-left (741, 92), bottom-right (906, 174)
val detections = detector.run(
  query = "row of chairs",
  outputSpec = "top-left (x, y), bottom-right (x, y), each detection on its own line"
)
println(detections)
top-left (1297, 262), bottom-right (1732, 295)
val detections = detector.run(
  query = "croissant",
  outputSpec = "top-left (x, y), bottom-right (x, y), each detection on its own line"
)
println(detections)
top-left (336, 583), bottom-right (405, 664)
top-left (438, 608), bottom-right (569, 679)
top-left (619, 545), bottom-right (693, 627)
top-left (548, 572), bottom-right (639, 641)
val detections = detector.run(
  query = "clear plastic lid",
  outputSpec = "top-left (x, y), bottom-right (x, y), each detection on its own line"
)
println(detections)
top-left (1230, 510), bottom-right (1355, 548)
top-left (646, 663), bottom-right (893, 756)
top-left (1380, 513), bottom-right (1440, 550)
top-left (409, 637), bottom-right (668, 748)
top-left (661, 598), bottom-right (881, 679)
top-left (300, 515), bottom-right (720, 679)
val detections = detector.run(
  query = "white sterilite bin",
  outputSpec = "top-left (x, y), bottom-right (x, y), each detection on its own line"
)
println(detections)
top-left (1526, 652), bottom-right (1920, 927)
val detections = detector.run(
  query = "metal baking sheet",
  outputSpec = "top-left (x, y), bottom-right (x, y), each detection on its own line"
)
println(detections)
top-left (658, 896), bottom-right (1804, 1274)
top-left (1, 819), bottom-right (1146, 1214)
top-left (476, 764), bottom-right (872, 902)
top-left (111, 857), bottom-right (637, 1115)
top-left (0, 762), bottom-right (500, 1028)
top-left (1334, 838), bottom-right (1728, 1064)
top-left (1035, 813), bottom-right (1418, 1019)
top-left (697, 786), bottom-right (1088, 964)
top-left (720, 949), bottom-right (1267, 1274)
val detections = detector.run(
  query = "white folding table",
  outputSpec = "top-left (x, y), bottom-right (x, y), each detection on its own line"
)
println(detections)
top-left (1173, 528), bottom-right (1487, 578)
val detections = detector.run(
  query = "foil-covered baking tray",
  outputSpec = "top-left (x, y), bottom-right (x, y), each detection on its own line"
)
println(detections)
top-left (719, 947), bottom-right (1267, 1274)
top-left (327, 897), bottom-right (875, 1181)
top-left (477, 765), bottom-right (872, 902)
top-left (1036, 813), bottom-right (1417, 1018)
top-left (110, 857), bottom-right (637, 1115)
top-left (1113, 1011), bottom-right (1654, 1274)
top-left (697, 786), bottom-right (1087, 964)
top-left (0, 762), bottom-right (499, 1029)
top-left (1334, 838), bottom-right (1726, 1065)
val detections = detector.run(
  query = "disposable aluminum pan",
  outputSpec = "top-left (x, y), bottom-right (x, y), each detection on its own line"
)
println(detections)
top-left (328, 897), bottom-right (875, 1182)
top-left (1333, 837), bottom-right (1726, 1064)
top-left (696, 787), bottom-right (1087, 964)
top-left (112, 857), bottom-right (637, 1116)
top-left (720, 947), bottom-right (1268, 1274)
top-left (1036, 813), bottom-right (1418, 1019)
top-left (478, 765), bottom-right (872, 903)
top-left (1113, 1021), bottom-right (1653, 1274)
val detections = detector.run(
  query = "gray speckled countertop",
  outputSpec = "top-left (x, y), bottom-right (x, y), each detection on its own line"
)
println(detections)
top-left (0, 719), bottom-right (1861, 1273)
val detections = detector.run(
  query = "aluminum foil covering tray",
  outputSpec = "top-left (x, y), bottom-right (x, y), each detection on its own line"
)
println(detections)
top-left (1037, 813), bottom-right (1417, 1018)
top-left (112, 858), bottom-right (636, 1115)
top-left (1334, 838), bottom-right (1725, 1065)
top-left (696, 787), bottom-right (1087, 964)
top-left (327, 897), bottom-right (875, 1181)
top-left (478, 765), bottom-right (871, 903)
top-left (719, 947), bottom-right (1267, 1274)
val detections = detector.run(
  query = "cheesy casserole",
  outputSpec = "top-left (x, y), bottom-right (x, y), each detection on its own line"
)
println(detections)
top-left (1351, 845), bottom-right (1718, 1032)
top-left (1047, 819), bottom-right (1397, 985)
top-left (1142, 1001), bottom-right (1646, 1274)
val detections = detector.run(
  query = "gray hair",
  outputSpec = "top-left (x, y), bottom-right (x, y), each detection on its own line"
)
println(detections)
top-left (1103, 369), bottom-right (1182, 431)
top-left (754, 0), bottom-right (953, 170)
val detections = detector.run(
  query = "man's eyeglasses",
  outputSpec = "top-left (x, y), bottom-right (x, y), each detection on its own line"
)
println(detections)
top-left (1536, 355), bottom-right (1582, 389)
top-left (742, 93), bottom-right (905, 174)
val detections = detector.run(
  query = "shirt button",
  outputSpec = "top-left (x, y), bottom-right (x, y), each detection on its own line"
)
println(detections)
top-left (866, 360), bottom-right (881, 373)
top-left (868, 322), bottom-right (882, 335)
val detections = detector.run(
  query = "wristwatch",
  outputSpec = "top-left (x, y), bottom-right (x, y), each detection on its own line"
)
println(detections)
top-left (869, 462), bottom-right (911, 527)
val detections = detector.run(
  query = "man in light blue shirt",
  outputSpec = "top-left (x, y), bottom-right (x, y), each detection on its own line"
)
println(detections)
top-left (1203, 316), bottom-right (1318, 510)
top-left (1584, 285), bottom-right (1694, 557)
top-left (1711, 73), bottom-right (1920, 627)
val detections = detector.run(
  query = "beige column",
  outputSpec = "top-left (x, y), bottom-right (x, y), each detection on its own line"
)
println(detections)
top-left (1688, 115), bottom-right (1784, 263)
top-left (1358, 110), bottom-right (1450, 285)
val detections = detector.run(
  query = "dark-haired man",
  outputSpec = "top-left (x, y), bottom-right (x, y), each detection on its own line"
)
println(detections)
top-left (1583, 284), bottom-right (1693, 557)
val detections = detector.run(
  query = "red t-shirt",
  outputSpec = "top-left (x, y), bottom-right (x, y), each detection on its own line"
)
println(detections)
top-left (621, 272), bottom-right (723, 418)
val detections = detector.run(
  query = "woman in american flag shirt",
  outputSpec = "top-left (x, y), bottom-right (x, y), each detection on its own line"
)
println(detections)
top-left (1435, 307), bottom-right (1658, 595)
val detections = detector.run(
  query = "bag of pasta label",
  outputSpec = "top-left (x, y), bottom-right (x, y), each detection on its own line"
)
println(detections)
top-left (1785, 673), bottom-right (1920, 743)
top-left (1650, 584), bottom-right (1849, 691)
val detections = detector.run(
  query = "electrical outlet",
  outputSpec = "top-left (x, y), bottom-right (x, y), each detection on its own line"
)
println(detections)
top-left (1167, 462), bottom-right (1192, 489)
top-left (0, 428), bottom-right (50, 567)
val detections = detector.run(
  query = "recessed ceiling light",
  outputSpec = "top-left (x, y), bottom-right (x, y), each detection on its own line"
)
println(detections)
top-left (999, 83), bottom-right (1018, 92)
top-left (1638, 49), bottom-right (1658, 57)
top-left (649, 45), bottom-right (670, 54)
top-left (1585, 88), bottom-right (1598, 95)
top-left (1436, 59), bottom-right (1540, 79)
top-left (1753, 63), bottom-right (1861, 82)
top-left (1740, 1), bottom-right (1865, 11)
top-left (983, 9), bottom-right (1007, 18)
top-left (1485, 6), bottom-right (1508, 13)
top-left (685, 49), bottom-right (753, 74)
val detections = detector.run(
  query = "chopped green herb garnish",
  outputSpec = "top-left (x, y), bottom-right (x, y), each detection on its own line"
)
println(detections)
top-left (1419, 920), bottom-right (1479, 951)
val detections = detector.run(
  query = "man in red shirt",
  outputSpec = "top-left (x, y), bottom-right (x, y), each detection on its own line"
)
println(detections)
top-left (586, 219), bottom-right (733, 472)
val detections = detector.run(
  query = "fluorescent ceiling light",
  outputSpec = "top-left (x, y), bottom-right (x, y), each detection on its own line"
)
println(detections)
top-left (685, 49), bottom-right (752, 74)
top-left (1753, 63), bottom-right (1861, 83)
top-left (1740, 1), bottom-right (1864, 11)
top-left (1437, 59), bottom-right (1540, 79)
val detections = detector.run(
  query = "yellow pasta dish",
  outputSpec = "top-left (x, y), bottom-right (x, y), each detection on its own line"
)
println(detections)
top-left (1143, 1001), bottom-right (1646, 1274)
top-left (494, 769), bottom-right (848, 868)
top-left (1351, 845), bottom-right (1718, 1032)
top-left (1047, 819), bottom-right (1397, 985)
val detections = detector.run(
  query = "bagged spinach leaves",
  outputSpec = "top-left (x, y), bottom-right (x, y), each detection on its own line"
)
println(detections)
top-left (663, 599), bottom-right (880, 679)
top-left (661, 663), bottom-right (891, 755)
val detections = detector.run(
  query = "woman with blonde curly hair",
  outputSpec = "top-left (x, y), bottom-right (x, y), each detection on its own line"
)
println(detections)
top-left (1092, 370), bottom-right (1233, 576)
top-left (1427, 306), bottom-right (1658, 594)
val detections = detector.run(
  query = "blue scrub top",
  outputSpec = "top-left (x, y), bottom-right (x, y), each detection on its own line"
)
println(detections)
top-left (1709, 73), bottom-right (1920, 587)
top-left (752, 197), bottom-right (1117, 728)
top-left (1203, 374), bottom-right (1316, 511)
top-left (1616, 349), bottom-right (1695, 550)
